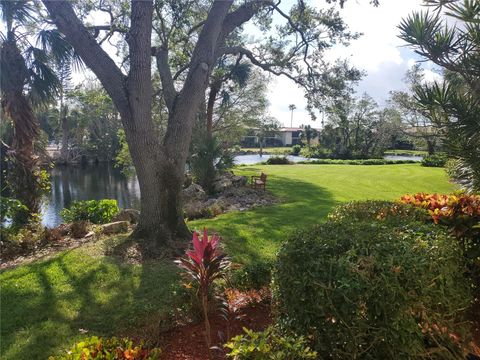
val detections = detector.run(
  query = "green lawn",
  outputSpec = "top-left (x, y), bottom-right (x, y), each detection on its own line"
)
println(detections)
top-left (0, 164), bottom-right (454, 359)
top-left (193, 164), bottom-right (454, 264)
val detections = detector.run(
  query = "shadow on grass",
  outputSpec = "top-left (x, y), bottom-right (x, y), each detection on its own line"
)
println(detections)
top-left (192, 172), bottom-right (337, 265)
top-left (0, 244), bottom-right (180, 360)
top-left (1, 168), bottom-right (336, 359)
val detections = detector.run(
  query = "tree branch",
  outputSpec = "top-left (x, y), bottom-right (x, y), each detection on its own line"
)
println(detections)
top-left (42, 0), bottom-right (130, 118)
top-left (222, 46), bottom-right (304, 86)
top-left (153, 46), bottom-right (177, 112)
top-left (218, 1), bottom-right (272, 44)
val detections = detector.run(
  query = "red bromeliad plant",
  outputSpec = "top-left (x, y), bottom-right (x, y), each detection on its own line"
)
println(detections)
top-left (175, 229), bottom-right (230, 352)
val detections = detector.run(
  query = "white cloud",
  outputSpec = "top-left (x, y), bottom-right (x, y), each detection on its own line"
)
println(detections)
top-left (268, 0), bottom-right (428, 126)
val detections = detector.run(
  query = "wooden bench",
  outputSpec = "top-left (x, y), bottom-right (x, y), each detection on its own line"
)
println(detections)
top-left (251, 172), bottom-right (267, 190)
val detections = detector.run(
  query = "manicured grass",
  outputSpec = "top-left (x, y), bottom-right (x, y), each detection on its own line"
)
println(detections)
top-left (0, 238), bottom-right (181, 360)
top-left (193, 164), bottom-right (454, 264)
top-left (1, 164), bottom-right (454, 359)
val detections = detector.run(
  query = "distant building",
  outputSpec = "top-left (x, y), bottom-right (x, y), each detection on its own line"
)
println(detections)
top-left (241, 127), bottom-right (321, 147)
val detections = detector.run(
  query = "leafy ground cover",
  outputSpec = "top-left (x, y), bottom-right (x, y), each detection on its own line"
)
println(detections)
top-left (0, 164), bottom-right (454, 359)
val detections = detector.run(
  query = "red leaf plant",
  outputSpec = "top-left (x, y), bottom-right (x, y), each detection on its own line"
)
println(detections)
top-left (175, 229), bottom-right (230, 355)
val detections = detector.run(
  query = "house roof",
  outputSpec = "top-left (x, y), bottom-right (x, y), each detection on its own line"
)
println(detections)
top-left (280, 127), bottom-right (322, 132)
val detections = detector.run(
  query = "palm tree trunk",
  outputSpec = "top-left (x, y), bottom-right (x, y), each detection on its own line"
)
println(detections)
top-left (1, 39), bottom-right (42, 222)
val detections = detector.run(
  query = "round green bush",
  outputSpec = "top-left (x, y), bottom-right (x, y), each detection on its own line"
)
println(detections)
top-left (273, 217), bottom-right (471, 359)
top-left (291, 144), bottom-right (302, 156)
top-left (421, 153), bottom-right (448, 167)
top-left (60, 199), bottom-right (119, 224)
top-left (327, 200), bottom-right (429, 225)
top-left (266, 156), bottom-right (291, 165)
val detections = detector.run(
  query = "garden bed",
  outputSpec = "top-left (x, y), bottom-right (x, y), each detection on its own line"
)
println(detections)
top-left (160, 289), bottom-right (272, 359)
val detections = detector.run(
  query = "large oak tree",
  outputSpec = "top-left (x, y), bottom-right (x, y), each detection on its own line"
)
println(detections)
top-left (41, 0), bottom-right (364, 249)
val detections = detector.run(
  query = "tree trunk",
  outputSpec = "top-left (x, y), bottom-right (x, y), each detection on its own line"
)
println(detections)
top-left (427, 139), bottom-right (435, 155)
top-left (206, 81), bottom-right (221, 139)
top-left (42, 0), bottom-right (237, 248)
top-left (131, 155), bottom-right (190, 249)
top-left (60, 108), bottom-right (69, 162)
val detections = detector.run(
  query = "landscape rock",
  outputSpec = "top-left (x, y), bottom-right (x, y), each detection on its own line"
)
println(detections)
top-left (183, 183), bottom-right (207, 201)
top-left (183, 180), bottom-right (278, 220)
top-left (213, 178), bottom-right (233, 193)
top-left (70, 221), bottom-right (89, 238)
top-left (212, 172), bottom-right (248, 193)
top-left (84, 231), bottom-right (95, 239)
top-left (113, 209), bottom-right (140, 224)
top-left (184, 200), bottom-right (209, 220)
top-left (102, 221), bottom-right (129, 235)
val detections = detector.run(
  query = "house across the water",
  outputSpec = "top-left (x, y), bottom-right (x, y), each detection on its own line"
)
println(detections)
top-left (242, 127), bottom-right (321, 147)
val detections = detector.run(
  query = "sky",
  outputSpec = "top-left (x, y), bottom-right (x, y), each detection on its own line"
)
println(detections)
top-left (267, 0), bottom-right (441, 128)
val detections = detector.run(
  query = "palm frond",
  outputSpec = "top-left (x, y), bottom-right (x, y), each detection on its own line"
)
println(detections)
top-left (36, 29), bottom-right (84, 71)
top-left (0, 0), bottom-right (35, 27)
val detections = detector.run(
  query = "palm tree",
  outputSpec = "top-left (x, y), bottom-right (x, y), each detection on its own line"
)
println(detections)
top-left (0, 0), bottom-right (76, 223)
top-left (288, 104), bottom-right (296, 127)
top-left (300, 124), bottom-right (318, 148)
top-left (399, 0), bottom-right (480, 192)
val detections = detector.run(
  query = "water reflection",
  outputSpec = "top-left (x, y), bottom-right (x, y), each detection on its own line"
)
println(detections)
top-left (41, 164), bottom-right (141, 228)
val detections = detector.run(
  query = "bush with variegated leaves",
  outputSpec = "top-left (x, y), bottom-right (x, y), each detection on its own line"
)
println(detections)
top-left (400, 192), bottom-right (480, 257)
top-left (49, 336), bottom-right (160, 359)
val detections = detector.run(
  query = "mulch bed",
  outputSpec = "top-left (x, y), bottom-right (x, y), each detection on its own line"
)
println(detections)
top-left (159, 289), bottom-right (272, 360)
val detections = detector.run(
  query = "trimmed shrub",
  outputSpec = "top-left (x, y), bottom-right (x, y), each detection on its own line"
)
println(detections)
top-left (228, 261), bottom-right (273, 290)
top-left (328, 200), bottom-right (429, 224)
top-left (225, 327), bottom-right (317, 359)
top-left (49, 336), bottom-right (160, 359)
top-left (274, 215), bottom-right (471, 359)
top-left (421, 153), bottom-right (448, 167)
top-left (61, 199), bottom-right (119, 224)
top-left (290, 144), bottom-right (302, 156)
top-left (266, 156), bottom-right (291, 165)
top-left (301, 145), bottom-right (331, 159)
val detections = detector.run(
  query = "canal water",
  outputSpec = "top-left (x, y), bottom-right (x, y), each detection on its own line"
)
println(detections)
top-left (40, 154), bottom-right (421, 227)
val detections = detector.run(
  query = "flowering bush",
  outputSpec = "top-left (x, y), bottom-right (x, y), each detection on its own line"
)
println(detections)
top-left (176, 229), bottom-right (230, 350)
top-left (49, 336), bottom-right (160, 359)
